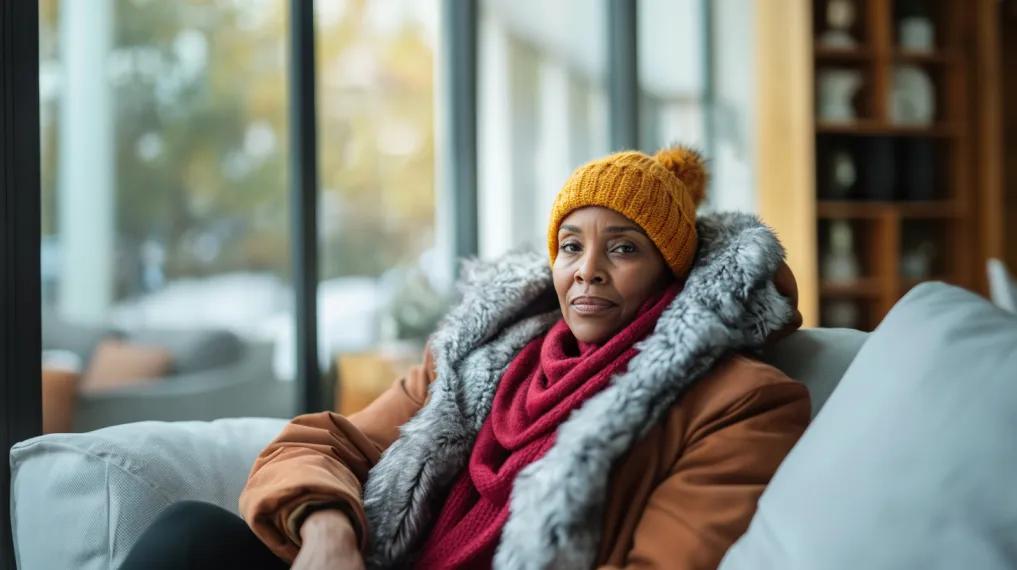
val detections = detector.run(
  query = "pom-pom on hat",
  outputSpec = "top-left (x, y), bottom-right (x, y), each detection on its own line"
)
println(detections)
top-left (546, 145), bottom-right (708, 277)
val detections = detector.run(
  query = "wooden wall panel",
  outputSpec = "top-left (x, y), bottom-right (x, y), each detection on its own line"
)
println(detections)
top-left (755, 0), bottom-right (819, 326)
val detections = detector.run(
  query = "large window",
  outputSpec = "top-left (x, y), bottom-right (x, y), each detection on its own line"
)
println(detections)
top-left (31, 0), bottom-right (732, 427)
top-left (37, 0), bottom-right (446, 431)
top-left (39, 0), bottom-right (294, 431)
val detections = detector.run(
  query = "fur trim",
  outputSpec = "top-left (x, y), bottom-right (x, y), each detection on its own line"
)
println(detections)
top-left (363, 212), bottom-right (794, 569)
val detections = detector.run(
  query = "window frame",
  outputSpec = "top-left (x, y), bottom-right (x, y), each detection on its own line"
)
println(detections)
top-left (290, 0), bottom-right (322, 414)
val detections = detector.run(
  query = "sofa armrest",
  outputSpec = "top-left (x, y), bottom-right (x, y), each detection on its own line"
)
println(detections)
top-left (10, 418), bottom-right (288, 570)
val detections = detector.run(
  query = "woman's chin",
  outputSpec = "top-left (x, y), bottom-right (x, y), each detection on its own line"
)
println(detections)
top-left (568, 323), bottom-right (617, 345)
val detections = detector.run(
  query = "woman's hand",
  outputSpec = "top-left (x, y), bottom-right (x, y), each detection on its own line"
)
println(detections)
top-left (292, 509), bottom-right (364, 570)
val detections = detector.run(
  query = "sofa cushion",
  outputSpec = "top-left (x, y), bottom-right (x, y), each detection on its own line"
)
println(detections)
top-left (720, 283), bottom-right (1017, 570)
top-left (81, 339), bottom-right (173, 392)
top-left (10, 417), bottom-right (287, 570)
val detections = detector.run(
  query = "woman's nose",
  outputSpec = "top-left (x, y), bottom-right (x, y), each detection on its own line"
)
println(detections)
top-left (575, 254), bottom-right (607, 284)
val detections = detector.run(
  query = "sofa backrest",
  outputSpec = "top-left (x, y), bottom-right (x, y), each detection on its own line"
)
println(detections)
top-left (42, 306), bottom-right (244, 375)
top-left (761, 328), bottom-right (869, 418)
top-left (42, 307), bottom-right (122, 364)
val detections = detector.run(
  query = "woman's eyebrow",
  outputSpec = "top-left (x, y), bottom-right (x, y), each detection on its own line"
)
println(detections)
top-left (605, 226), bottom-right (645, 234)
top-left (558, 224), bottom-right (645, 234)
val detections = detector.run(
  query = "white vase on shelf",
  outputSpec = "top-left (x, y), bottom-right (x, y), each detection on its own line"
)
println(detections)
top-left (901, 241), bottom-right (937, 280)
top-left (822, 220), bottom-right (861, 284)
top-left (830, 149), bottom-right (857, 199)
top-left (899, 17), bottom-right (935, 52)
top-left (818, 0), bottom-right (859, 48)
top-left (891, 65), bottom-right (935, 126)
top-left (818, 69), bottom-right (863, 122)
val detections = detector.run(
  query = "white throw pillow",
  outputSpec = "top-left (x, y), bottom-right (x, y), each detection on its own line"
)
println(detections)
top-left (10, 417), bottom-right (286, 570)
top-left (721, 282), bottom-right (1017, 570)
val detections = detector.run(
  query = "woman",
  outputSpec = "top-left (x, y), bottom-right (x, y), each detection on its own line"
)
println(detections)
top-left (122, 146), bottom-right (809, 570)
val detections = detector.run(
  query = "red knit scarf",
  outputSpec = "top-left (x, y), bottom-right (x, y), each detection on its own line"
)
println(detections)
top-left (414, 282), bottom-right (681, 569)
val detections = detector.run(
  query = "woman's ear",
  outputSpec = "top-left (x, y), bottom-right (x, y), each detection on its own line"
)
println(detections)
top-left (766, 262), bottom-right (803, 345)
top-left (773, 262), bottom-right (799, 309)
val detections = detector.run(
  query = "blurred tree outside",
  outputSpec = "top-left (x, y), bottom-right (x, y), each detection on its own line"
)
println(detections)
top-left (316, 0), bottom-right (436, 280)
top-left (39, 0), bottom-right (436, 306)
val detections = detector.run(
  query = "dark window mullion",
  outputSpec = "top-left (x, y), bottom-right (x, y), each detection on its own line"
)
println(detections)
top-left (1, 1), bottom-right (43, 569)
top-left (442, 0), bottom-right (479, 267)
top-left (289, 0), bottom-right (321, 414)
top-left (701, 0), bottom-right (717, 168)
top-left (608, 0), bottom-right (639, 151)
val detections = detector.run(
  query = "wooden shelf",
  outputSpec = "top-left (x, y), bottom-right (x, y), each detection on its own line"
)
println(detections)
top-left (816, 121), bottom-right (961, 137)
top-left (791, 0), bottom-right (1002, 330)
top-left (817, 201), bottom-right (963, 219)
top-left (893, 50), bottom-right (960, 66)
top-left (820, 278), bottom-right (883, 298)
top-left (815, 45), bottom-right (873, 63)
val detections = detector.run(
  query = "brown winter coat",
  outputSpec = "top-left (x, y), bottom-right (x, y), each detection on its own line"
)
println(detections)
top-left (240, 214), bottom-right (810, 569)
top-left (241, 347), bottom-right (808, 568)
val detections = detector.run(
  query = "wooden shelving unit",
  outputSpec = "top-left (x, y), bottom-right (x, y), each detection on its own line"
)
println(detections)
top-left (815, 45), bottom-right (874, 62)
top-left (815, 121), bottom-right (960, 136)
top-left (820, 277), bottom-right (883, 298)
top-left (816, 200), bottom-right (963, 219)
top-left (810, 0), bottom-right (1003, 330)
top-left (893, 50), bottom-right (959, 65)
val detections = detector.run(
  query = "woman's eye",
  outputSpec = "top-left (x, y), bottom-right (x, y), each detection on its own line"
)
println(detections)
top-left (611, 243), bottom-right (636, 254)
top-left (560, 242), bottom-right (581, 253)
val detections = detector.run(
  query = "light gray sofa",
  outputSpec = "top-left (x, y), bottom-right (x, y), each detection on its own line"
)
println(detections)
top-left (11, 283), bottom-right (1017, 569)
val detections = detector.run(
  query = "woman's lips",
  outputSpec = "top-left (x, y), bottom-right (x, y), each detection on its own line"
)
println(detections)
top-left (571, 296), bottom-right (617, 315)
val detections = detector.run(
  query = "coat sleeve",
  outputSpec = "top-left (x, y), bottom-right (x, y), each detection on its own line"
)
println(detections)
top-left (598, 376), bottom-right (810, 570)
top-left (238, 345), bottom-right (437, 563)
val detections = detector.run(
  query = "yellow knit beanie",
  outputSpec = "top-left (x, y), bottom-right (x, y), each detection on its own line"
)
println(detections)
top-left (547, 145), bottom-right (708, 277)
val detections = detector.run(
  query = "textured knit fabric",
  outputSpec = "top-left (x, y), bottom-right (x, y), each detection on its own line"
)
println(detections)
top-left (414, 283), bottom-right (681, 569)
top-left (546, 146), bottom-right (707, 277)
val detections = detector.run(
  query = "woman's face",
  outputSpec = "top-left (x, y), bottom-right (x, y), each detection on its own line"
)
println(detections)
top-left (552, 206), bottom-right (673, 345)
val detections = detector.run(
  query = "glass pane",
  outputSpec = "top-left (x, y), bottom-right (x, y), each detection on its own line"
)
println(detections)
top-left (638, 0), bottom-right (706, 152)
top-left (638, 0), bottom-right (758, 212)
top-left (477, 0), bottom-right (610, 258)
top-left (39, 0), bottom-right (295, 432)
top-left (315, 0), bottom-right (442, 416)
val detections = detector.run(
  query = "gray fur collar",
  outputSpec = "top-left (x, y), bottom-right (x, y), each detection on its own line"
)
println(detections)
top-left (362, 212), bottom-right (795, 569)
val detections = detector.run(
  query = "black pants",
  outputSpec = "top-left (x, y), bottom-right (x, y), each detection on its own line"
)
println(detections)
top-left (121, 500), bottom-right (289, 569)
